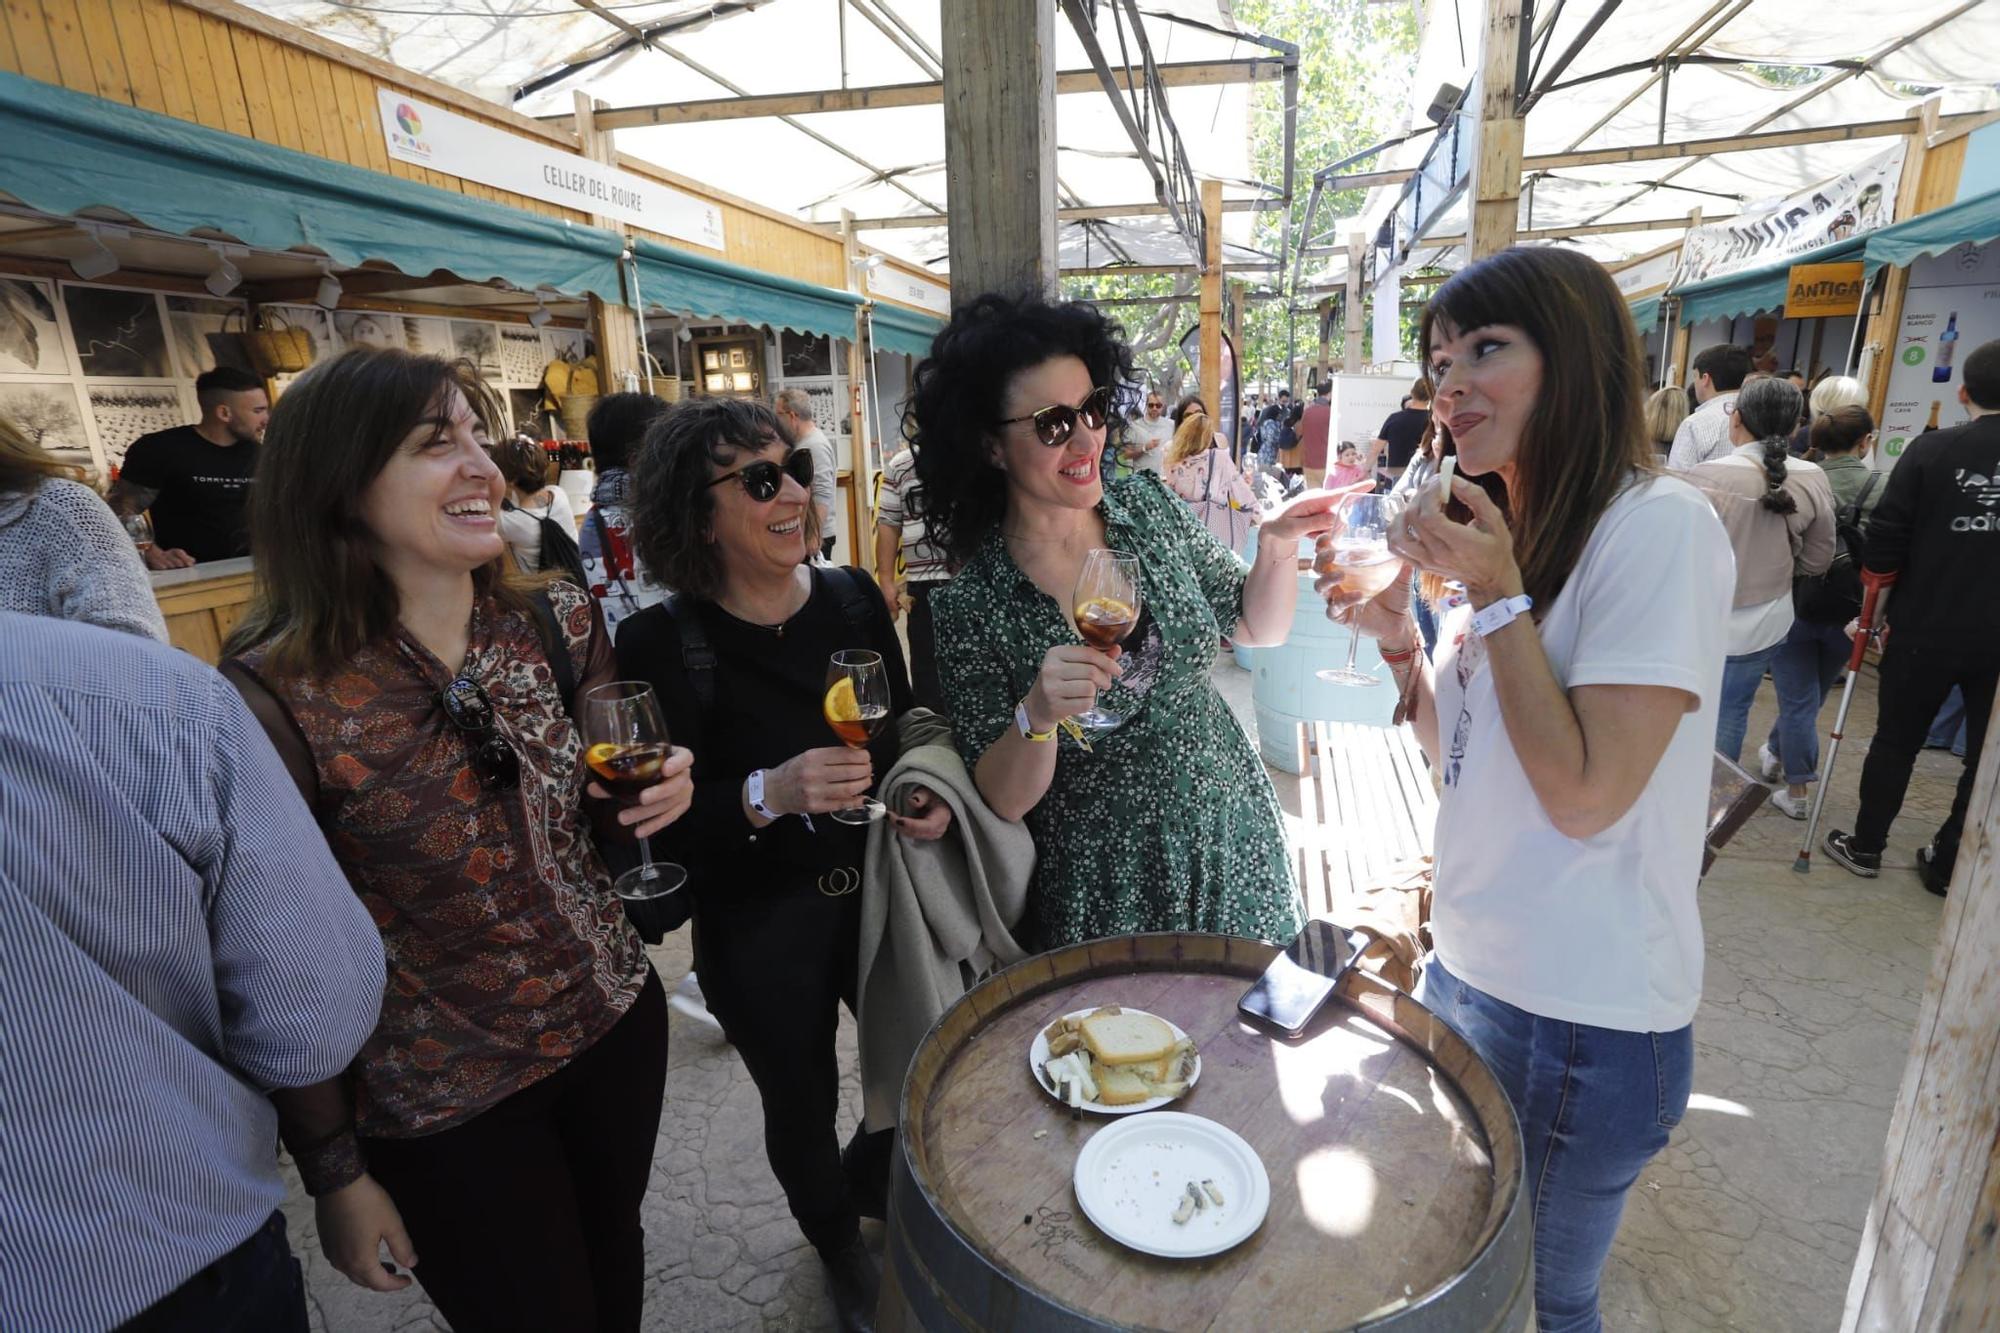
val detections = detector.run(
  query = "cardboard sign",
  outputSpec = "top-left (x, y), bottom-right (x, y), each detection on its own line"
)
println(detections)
top-left (1786, 261), bottom-right (1867, 318)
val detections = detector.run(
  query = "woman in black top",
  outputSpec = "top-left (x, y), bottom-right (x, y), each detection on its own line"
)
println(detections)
top-left (615, 397), bottom-right (948, 1333)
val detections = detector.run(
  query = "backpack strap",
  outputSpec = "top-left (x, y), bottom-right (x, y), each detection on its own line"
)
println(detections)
top-left (666, 592), bottom-right (717, 709)
top-left (820, 564), bottom-right (878, 639)
top-left (528, 590), bottom-right (579, 720)
top-left (1845, 470), bottom-right (1882, 525)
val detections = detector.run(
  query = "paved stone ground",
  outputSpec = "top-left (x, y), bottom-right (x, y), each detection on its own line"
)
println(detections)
top-left (296, 655), bottom-right (1959, 1331)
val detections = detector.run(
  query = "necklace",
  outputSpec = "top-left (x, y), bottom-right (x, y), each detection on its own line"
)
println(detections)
top-left (716, 578), bottom-right (808, 636)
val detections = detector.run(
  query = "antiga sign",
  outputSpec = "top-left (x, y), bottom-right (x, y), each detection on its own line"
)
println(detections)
top-left (1786, 261), bottom-right (1867, 318)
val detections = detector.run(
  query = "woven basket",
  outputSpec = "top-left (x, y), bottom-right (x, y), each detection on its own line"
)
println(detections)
top-left (559, 393), bottom-right (600, 439)
top-left (244, 311), bottom-right (314, 375)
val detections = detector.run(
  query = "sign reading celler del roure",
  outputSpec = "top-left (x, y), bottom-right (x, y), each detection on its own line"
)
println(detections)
top-left (378, 93), bottom-right (725, 251)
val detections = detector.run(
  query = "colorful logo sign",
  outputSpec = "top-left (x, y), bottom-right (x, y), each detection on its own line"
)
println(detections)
top-left (1902, 345), bottom-right (1927, 366)
top-left (396, 103), bottom-right (422, 137)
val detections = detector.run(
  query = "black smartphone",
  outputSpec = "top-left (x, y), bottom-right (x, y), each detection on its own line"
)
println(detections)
top-left (1238, 920), bottom-right (1357, 1037)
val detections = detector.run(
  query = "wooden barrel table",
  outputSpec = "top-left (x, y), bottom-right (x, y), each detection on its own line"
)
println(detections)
top-left (882, 933), bottom-right (1530, 1331)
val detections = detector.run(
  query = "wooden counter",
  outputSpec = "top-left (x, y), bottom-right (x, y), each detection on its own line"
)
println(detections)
top-left (150, 558), bottom-right (255, 664)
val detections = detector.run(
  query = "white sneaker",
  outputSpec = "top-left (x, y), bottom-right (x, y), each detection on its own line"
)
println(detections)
top-left (1768, 788), bottom-right (1810, 820)
top-left (1756, 744), bottom-right (1782, 783)
top-left (669, 971), bottom-right (726, 1034)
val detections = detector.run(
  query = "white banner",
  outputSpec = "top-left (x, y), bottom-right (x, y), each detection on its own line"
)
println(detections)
top-left (868, 265), bottom-right (950, 316)
top-left (1671, 146), bottom-right (1904, 289)
top-left (378, 93), bottom-right (725, 251)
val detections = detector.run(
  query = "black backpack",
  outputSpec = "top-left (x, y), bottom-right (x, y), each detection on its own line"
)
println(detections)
top-left (1793, 471), bottom-right (1883, 625)
top-left (506, 497), bottom-right (589, 589)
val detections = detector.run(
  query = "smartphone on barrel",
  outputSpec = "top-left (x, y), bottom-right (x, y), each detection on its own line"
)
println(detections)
top-left (1238, 920), bottom-right (1361, 1037)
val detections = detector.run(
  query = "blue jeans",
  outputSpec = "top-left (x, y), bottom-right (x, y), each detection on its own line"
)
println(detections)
top-left (1716, 643), bottom-right (1781, 764)
top-left (1418, 961), bottom-right (1693, 1333)
top-left (1765, 619), bottom-right (1851, 783)
top-left (120, 1210), bottom-right (307, 1332)
top-left (1929, 686), bottom-right (1969, 757)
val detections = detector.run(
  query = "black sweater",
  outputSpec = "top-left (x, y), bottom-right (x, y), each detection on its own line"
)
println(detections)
top-left (1864, 412), bottom-right (2000, 649)
top-left (613, 566), bottom-right (913, 895)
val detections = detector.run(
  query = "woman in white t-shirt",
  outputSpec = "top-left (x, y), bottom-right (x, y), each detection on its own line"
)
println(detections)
top-left (489, 433), bottom-right (576, 575)
top-left (1326, 246), bottom-right (1733, 1333)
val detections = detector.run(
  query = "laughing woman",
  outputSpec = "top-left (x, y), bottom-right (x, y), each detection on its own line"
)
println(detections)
top-left (222, 349), bottom-right (692, 1331)
top-left (911, 293), bottom-right (1341, 949)
top-left (1328, 246), bottom-right (1732, 1332)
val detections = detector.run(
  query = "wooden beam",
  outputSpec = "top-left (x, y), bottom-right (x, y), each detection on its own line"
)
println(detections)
top-left (576, 94), bottom-right (642, 390)
top-left (943, 0), bottom-right (1058, 303)
top-left (1841, 710), bottom-right (2000, 1329)
top-left (1864, 104), bottom-right (1965, 427)
top-left (1317, 295), bottom-right (1332, 382)
top-left (1667, 208), bottom-right (1701, 384)
top-left (1605, 237), bottom-right (1686, 274)
top-left (1319, 168), bottom-right (1417, 191)
top-left (841, 211), bottom-right (869, 571)
top-left (1343, 232), bottom-right (1365, 373)
top-left (1527, 116), bottom-right (1922, 171)
top-left (556, 59), bottom-right (1288, 131)
top-left (1061, 262), bottom-right (1278, 277)
top-left (850, 198), bottom-right (1278, 230)
top-left (1467, 0), bottom-right (1527, 259)
top-left (1199, 180), bottom-right (1223, 425)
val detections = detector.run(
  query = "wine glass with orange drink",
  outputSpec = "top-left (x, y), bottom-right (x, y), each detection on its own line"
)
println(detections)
top-left (582, 681), bottom-right (690, 898)
top-left (1072, 549), bottom-right (1142, 729)
top-left (824, 649), bottom-right (891, 824)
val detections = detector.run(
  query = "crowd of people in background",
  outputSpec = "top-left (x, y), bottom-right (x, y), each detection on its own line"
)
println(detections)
top-left (3, 240), bottom-right (1995, 1333)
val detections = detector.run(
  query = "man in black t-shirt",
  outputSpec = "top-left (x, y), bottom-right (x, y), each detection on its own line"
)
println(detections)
top-left (109, 367), bottom-right (268, 569)
top-left (1826, 338), bottom-right (2000, 894)
top-left (1373, 377), bottom-right (1432, 485)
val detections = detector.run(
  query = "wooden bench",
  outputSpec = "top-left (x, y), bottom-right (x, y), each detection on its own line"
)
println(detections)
top-left (1294, 720), bottom-right (1438, 919)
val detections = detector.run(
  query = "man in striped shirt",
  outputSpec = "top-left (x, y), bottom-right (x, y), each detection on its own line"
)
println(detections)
top-left (0, 612), bottom-right (386, 1331)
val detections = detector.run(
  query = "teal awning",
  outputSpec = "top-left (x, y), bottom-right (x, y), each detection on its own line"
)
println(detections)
top-left (1628, 294), bottom-right (1662, 332)
top-left (869, 301), bottom-right (944, 358)
top-left (0, 71), bottom-right (627, 300)
top-left (1669, 235), bottom-right (1865, 327)
top-left (633, 236), bottom-right (860, 341)
top-left (1862, 186), bottom-right (2000, 277)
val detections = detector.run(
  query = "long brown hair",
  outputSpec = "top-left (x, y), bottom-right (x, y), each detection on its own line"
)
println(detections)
top-left (0, 413), bottom-right (82, 497)
top-left (224, 348), bottom-right (530, 677)
top-left (1165, 410), bottom-right (1213, 468)
top-left (1419, 247), bottom-right (1656, 607)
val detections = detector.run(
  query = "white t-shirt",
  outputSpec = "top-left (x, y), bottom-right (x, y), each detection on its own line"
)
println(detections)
top-left (1125, 416), bottom-right (1175, 473)
top-left (498, 486), bottom-right (576, 575)
top-left (1430, 474), bottom-right (1733, 1033)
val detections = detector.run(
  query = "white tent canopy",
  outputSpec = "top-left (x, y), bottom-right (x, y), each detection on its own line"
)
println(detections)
top-left (1300, 0), bottom-right (2000, 289)
top-left (246, 0), bottom-right (1283, 272)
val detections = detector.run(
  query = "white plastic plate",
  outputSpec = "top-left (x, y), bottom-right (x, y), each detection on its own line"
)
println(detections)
top-left (1072, 1112), bottom-right (1271, 1259)
top-left (1028, 1007), bottom-right (1200, 1115)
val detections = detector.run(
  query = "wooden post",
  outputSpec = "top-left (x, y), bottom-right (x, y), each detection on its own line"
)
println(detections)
top-left (1343, 232), bottom-right (1365, 373)
top-left (1666, 209), bottom-right (1700, 389)
top-left (575, 92), bottom-right (640, 390)
top-left (1865, 106), bottom-right (1966, 424)
top-left (840, 211), bottom-right (871, 574)
top-left (1317, 296), bottom-right (1333, 383)
top-left (941, 0), bottom-right (1058, 303)
top-left (1466, 0), bottom-right (1526, 260)
top-left (1841, 710), bottom-right (2000, 1329)
top-left (1198, 179), bottom-right (1223, 422)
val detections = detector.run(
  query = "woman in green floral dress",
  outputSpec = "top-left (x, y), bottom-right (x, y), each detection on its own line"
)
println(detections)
top-left (909, 293), bottom-right (1346, 949)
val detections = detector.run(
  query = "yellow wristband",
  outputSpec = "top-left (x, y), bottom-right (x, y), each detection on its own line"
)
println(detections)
top-left (1015, 701), bottom-right (1058, 742)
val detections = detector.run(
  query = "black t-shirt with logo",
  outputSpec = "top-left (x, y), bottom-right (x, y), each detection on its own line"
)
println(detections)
top-left (1377, 408), bottom-right (1431, 469)
top-left (119, 426), bottom-right (257, 563)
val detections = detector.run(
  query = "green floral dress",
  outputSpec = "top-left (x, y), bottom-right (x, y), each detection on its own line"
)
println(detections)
top-left (932, 473), bottom-right (1304, 949)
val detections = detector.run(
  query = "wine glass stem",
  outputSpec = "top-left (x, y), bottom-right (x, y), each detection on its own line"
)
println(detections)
top-left (636, 835), bottom-right (659, 880)
top-left (1344, 626), bottom-right (1362, 674)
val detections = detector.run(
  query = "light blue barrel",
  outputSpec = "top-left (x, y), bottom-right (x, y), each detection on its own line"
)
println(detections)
top-left (1236, 526), bottom-right (1398, 773)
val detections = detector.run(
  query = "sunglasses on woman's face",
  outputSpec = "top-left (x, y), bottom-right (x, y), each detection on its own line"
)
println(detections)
top-left (997, 385), bottom-right (1115, 449)
top-left (706, 449), bottom-right (815, 502)
top-left (440, 676), bottom-right (520, 791)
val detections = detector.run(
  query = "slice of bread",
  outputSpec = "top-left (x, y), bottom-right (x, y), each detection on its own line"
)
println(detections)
top-left (1081, 1010), bottom-right (1177, 1067)
top-left (1094, 1065), bottom-right (1155, 1106)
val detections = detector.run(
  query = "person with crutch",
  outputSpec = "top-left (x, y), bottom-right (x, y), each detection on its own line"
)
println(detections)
top-left (1823, 338), bottom-right (2000, 895)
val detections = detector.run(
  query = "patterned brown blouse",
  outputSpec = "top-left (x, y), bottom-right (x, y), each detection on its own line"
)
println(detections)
top-left (230, 580), bottom-right (648, 1138)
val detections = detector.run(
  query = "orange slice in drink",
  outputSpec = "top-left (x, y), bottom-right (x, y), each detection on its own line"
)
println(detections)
top-left (586, 742), bottom-right (622, 767)
top-left (825, 676), bottom-right (860, 723)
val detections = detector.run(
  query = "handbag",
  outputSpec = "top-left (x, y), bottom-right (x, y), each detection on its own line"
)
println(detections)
top-left (243, 308), bottom-right (314, 375)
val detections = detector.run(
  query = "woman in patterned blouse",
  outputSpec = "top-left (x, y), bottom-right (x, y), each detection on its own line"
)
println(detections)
top-left (910, 294), bottom-right (1345, 948)
top-left (222, 349), bottom-right (693, 1331)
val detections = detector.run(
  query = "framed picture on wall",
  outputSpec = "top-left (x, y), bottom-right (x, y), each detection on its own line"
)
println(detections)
top-left (62, 284), bottom-right (172, 378)
top-left (333, 309), bottom-right (405, 352)
top-left (703, 349), bottom-right (721, 371)
top-left (86, 382), bottom-right (194, 470)
top-left (0, 276), bottom-right (69, 376)
top-left (0, 380), bottom-right (98, 474)
top-left (704, 372), bottom-right (728, 393)
top-left (451, 320), bottom-right (504, 382)
top-left (779, 330), bottom-right (833, 378)
top-left (497, 325), bottom-right (546, 387)
top-left (401, 316), bottom-right (453, 359)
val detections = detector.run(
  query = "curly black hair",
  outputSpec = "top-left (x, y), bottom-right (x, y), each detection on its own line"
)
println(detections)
top-left (904, 292), bottom-right (1135, 565)
top-left (627, 396), bottom-right (813, 601)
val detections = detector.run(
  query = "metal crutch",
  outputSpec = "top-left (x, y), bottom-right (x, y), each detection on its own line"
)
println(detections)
top-left (1795, 578), bottom-right (1893, 874)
